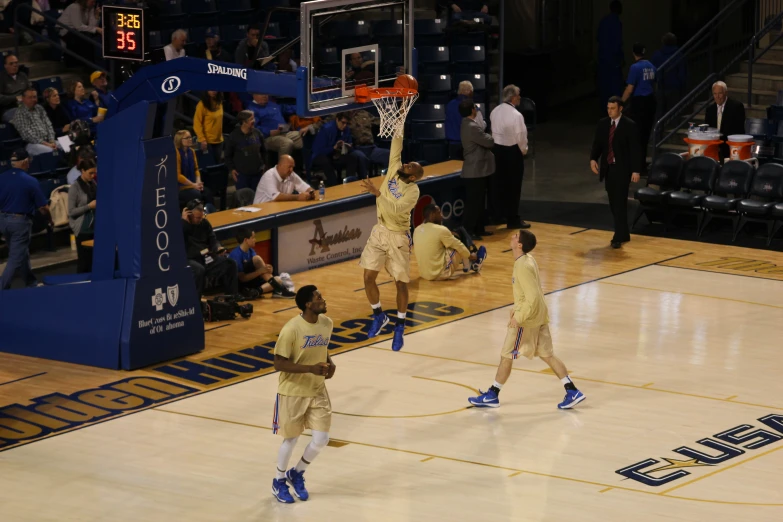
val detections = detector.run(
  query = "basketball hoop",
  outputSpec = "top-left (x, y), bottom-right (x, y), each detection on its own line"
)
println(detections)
top-left (355, 85), bottom-right (418, 139)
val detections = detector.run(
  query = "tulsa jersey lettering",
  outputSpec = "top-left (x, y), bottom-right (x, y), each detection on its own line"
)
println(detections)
top-left (302, 334), bottom-right (330, 349)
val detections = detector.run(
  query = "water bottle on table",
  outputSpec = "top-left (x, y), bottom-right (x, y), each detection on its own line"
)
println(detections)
top-left (318, 181), bottom-right (325, 201)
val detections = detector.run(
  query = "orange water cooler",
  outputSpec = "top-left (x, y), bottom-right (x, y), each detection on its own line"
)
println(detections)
top-left (683, 127), bottom-right (722, 161)
top-left (726, 134), bottom-right (754, 161)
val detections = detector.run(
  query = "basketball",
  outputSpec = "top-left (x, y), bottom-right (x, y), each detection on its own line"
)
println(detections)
top-left (394, 74), bottom-right (418, 91)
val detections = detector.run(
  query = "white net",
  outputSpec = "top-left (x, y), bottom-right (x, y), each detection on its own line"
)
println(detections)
top-left (371, 92), bottom-right (419, 139)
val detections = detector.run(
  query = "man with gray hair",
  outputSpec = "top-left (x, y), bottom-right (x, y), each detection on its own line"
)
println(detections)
top-left (705, 80), bottom-right (746, 160)
top-left (445, 80), bottom-right (484, 160)
top-left (489, 84), bottom-right (529, 229)
top-left (164, 30), bottom-right (187, 61)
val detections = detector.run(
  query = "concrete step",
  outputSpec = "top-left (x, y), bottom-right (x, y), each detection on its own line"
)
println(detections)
top-left (727, 85), bottom-right (778, 106)
top-left (726, 71), bottom-right (783, 92)
top-left (0, 42), bottom-right (53, 64)
top-left (758, 45), bottom-right (783, 62)
top-left (659, 142), bottom-right (688, 153)
top-left (739, 59), bottom-right (783, 76)
top-left (26, 60), bottom-right (69, 79)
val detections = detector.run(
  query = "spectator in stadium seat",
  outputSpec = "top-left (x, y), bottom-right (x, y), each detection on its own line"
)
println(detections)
top-left (275, 48), bottom-right (298, 73)
top-left (67, 156), bottom-right (97, 273)
top-left (42, 87), bottom-right (72, 138)
top-left (254, 154), bottom-right (315, 204)
top-left (350, 109), bottom-right (388, 174)
top-left (0, 149), bottom-right (51, 290)
top-left (449, 0), bottom-right (492, 24)
top-left (650, 33), bottom-right (686, 114)
top-left (66, 81), bottom-right (104, 132)
top-left (182, 200), bottom-right (238, 298)
top-left (164, 29), bottom-right (187, 61)
top-left (193, 90), bottom-right (225, 163)
top-left (311, 113), bottom-right (364, 186)
top-left (0, 53), bottom-right (30, 123)
top-left (229, 227), bottom-right (295, 299)
top-left (235, 24), bottom-right (269, 69)
top-left (225, 110), bottom-right (266, 192)
top-left (247, 93), bottom-right (303, 157)
top-left (66, 145), bottom-right (95, 185)
top-left (198, 27), bottom-right (232, 63)
top-left (58, 0), bottom-right (102, 67)
top-left (11, 87), bottom-right (60, 157)
top-left (89, 71), bottom-right (110, 109)
top-left (459, 98), bottom-right (494, 240)
top-left (446, 80), bottom-right (485, 160)
top-left (175, 130), bottom-right (215, 211)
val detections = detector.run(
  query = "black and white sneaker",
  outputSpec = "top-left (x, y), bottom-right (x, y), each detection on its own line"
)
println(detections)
top-left (273, 288), bottom-right (296, 299)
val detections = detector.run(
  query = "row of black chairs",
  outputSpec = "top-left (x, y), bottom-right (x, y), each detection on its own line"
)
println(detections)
top-left (634, 154), bottom-right (783, 245)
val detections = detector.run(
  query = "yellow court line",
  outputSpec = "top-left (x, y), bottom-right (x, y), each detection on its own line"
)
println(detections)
top-left (367, 347), bottom-right (783, 412)
top-left (660, 445), bottom-right (783, 496)
top-left (598, 281), bottom-right (783, 310)
top-left (152, 408), bottom-right (783, 506)
top-left (726, 395), bottom-right (738, 401)
top-left (421, 456), bottom-right (435, 462)
top-left (641, 383), bottom-right (655, 388)
top-left (599, 487), bottom-right (613, 494)
top-left (508, 471), bottom-right (522, 478)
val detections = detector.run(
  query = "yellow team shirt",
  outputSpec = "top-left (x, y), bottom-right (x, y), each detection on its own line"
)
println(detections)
top-left (193, 101), bottom-right (224, 145)
top-left (377, 137), bottom-right (420, 232)
top-left (274, 314), bottom-right (334, 397)
top-left (511, 253), bottom-right (550, 327)
top-left (413, 222), bottom-right (470, 280)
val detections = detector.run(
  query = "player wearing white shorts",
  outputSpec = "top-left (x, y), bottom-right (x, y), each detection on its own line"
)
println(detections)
top-left (271, 285), bottom-right (335, 503)
top-left (359, 134), bottom-right (424, 352)
top-left (468, 230), bottom-right (586, 409)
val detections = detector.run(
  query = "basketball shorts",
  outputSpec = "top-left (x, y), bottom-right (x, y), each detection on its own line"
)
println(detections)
top-left (273, 388), bottom-right (332, 438)
top-left (501, 324), bottom-right (554, 360)
top-left (359, 224), bottom-right (412, 283)
top-left (434, 250), bottom-right (462, 281)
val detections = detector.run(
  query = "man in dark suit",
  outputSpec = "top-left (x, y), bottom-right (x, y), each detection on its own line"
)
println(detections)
top-left (590, 96), bottom-right (641, 248)
top-left (705, 80), bottom-right (746, 160)
top-left (459, 99), bottom-right (495, 240)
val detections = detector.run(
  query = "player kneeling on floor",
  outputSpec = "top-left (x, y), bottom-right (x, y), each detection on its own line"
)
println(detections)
top-left (413, 204), bottom-right (487, 280)
top-left (272, 285), bottom-right (336, 503)
top-left (468, 230), bottom-right (586, 410)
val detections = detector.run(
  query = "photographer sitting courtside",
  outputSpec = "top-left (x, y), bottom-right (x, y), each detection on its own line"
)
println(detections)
top-left (229, 228), bottom-right (295, 299)
top-left (182, 200), bottom-right (238, 298)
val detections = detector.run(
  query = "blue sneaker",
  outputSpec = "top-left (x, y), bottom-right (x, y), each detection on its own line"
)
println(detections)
top-left (285, 468), bottom-right (309, 501)
top-left (468, 389), bottom-right (499, 408)
top-left (367, 312), bottom-right (389, 338)
top-left (272, 478), bottom-right (295, 503)
top-left (558, 389), bottom-right (586, 409)
top-left (391, 324), bottom-right (405, 351)
top-left (472, 246), bottom-right (488, 273)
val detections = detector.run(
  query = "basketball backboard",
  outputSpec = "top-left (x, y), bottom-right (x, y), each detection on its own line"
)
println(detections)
top-left (300, 0), bottom-right (414, 115)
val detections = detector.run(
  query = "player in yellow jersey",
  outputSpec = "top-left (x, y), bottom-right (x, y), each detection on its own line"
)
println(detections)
top-left (359, 134), bottom-right (424, 352)
top-left (271, 285), bottom-right (335, 503)
top-left (413, 204), bottom-right (487, 280)
top-left (468, 230), bottom-right (586, 409)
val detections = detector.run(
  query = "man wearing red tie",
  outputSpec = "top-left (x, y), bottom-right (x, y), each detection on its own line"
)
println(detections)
top-left (589, 96), bottom-right (641, 249)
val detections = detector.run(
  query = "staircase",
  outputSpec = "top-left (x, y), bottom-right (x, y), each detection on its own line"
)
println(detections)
top-left (0, 34), bottom-right (91, 93)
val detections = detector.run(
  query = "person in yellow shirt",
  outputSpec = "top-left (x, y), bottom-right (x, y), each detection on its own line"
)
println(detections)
top-left (468, 230), bottom-right (586, 409)
top-left (272, 285), bottom-right (336, 503)
top-left (193, 91), bottom-right (225, 163)
top-left (413, 204), bottom-right (487, 280)
top-left (359, 134), bottom-right (424, 352)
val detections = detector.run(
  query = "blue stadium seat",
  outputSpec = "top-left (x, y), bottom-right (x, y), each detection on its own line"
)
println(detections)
top-left (160, 0), bottom-right (184, 17)
top-left (452, 45), bottom-right (485, 64)
top-left (419, 74), bottom-right (452, 103)
top-left (264, 22), bottom-right (282, 38)
top-left (220, 0), bottom-right (253, 13)
top-left (418, 45), bottom-right (449, 64)
top-left (261, 0), bottom-right (291, 7)
top-left (414, 18), bottom-right (447, 45)
top-left (33, 76), bottom-right (64, 97)
top-left (372, 19), bottom-right (403, 39)
top-left (328, 20), bottom-right (371, 46)
top-left (287, 20), bottom-right (301, 39)
top-left (184, 0), bottom-right (218, 15)
top-left (409, 103), bottom-right (446, 123)
top-left (411, 122), bottom-right (446, 141)
top-left (220, 24), bottom-right (248, 43)
top-left (148, 30), bottom-right (167, 49)
top-left (413, 142), bottom-right (448, 165)
top-left (37, 175), bottom-right (67, 200)
top-left (318, 46), bottom-right (340, 64)
top-left (0, 123), bottom-right (20, 141)
top-left (29, 151), bottom-right (61, 177)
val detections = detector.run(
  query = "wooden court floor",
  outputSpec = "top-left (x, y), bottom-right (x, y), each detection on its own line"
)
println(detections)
top-left (1, 223), bottom-right (783, 520)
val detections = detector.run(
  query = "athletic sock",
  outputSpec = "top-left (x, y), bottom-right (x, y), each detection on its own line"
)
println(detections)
top-left (275, 467), bottom-right (286, 480)
top-left (371, 302), bottom-right (383, 315)
top-left (489, 381), bottom-right (503, 395)
top-left (561, 376), bottom-right (577, 392)
top-left (294, 456), bottom-right (311, 473)
top-left (396, 311), bottom-right (406, 327)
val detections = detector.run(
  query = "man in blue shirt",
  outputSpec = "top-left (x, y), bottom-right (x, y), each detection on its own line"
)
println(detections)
top-left (246, 93), bottom-right (303, 158)
top-left (228, 227), bottom-right (294, 298)
top-left (0, 149), bottom-right (51, 289)
top-left (597, 0), bottom-right (624, 112)
top-left (622, 42), bottom-right (657, 170)
top-left (310, 114), bottom-right (366, 186)
top-left (90, 71), bottom-right (111, 109)
top-left (445, 80), bottom-right (485, 160)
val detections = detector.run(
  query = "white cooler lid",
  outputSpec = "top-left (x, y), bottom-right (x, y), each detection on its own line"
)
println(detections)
top-left (728, 134), bottom-right (754, 142)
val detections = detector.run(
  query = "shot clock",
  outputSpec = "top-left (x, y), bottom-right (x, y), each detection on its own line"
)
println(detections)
top-left (102, 6), bottom-right (145, 61)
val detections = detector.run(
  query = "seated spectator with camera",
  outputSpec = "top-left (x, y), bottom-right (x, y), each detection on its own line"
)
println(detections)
top-left (229, 228), bottom-right (295, 299)
top-left (182, 200), bottom-right (238, 298)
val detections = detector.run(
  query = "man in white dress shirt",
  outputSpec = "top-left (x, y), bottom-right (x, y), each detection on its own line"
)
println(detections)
top-left (254, 155), bottom-right (315, 204)
top-left (163, 30), bottom-right (187, 61)
top-left (489, 84), bottom-right (529, 229)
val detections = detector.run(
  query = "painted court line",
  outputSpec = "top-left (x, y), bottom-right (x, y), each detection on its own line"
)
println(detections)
top-left (0, 372), bottom-right (47, 387)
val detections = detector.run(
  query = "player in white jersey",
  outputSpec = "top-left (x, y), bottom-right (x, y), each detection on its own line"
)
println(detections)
top-left (271, 285), bottom-right (335, 503)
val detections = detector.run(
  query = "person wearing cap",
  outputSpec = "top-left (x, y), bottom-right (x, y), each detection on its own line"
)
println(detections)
top-left (181, 200), bottom-right (238, 298)
top-left (225, 110), bottom-right (266, 193)
top-left (198, 27), bottom-right (231, 63)
top-left (622, 43), bottom-right (657, 170)
top-left (11, 86), bottom-right (59, 157)
top-left (0, 149), bottom-right (52, 290)
top-left (89, 71), bottom-right (110, 109)
top-left (0, 53), bottom-right (31, 123)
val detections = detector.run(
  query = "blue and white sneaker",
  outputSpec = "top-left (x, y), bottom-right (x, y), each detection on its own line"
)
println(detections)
top-left (472, 246), bottom-right (488, 273)
top-left (558, 389), bottom-right (586, 409)
top-left (391, 324), bottom-right (405, 352)
top-left (285, 468), bottom-right (309, 501)
top-left (468, 388), bottom-right (499, 408)
top-left (367, 312), bottom-right (390, 338)
top-left (272, 478), bottom-right (295, 503)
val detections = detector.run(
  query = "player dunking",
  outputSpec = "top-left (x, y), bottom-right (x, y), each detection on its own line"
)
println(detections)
top-left (271, 285), bottom-right (335, 503)
top-left (359, 134), bottom-right (424, 352)
top-left (468, 230), bottom-right (586, 409)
